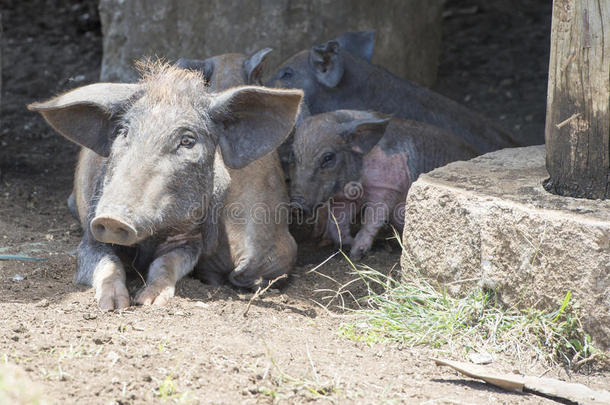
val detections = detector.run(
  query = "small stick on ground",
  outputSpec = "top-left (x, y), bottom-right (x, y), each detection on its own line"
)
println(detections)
top-left (573, 352), bottom-right (603, 368)
top-left (243, 274), bottom-right (288, 317)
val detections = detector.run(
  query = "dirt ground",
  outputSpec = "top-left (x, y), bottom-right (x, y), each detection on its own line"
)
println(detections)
top-left (0, 0), bottom-right (608, 404)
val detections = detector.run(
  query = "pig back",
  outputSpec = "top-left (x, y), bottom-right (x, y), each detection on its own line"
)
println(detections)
top-left (380, 119), bottom-right (478, 182)
top-left (325, 52), bottom-right (519, 154)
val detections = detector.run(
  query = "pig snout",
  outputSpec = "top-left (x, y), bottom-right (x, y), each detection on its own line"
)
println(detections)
top-left (290, 195), bottom-right (311, 215)
top-left (90, 216), bottom-right (139, 246)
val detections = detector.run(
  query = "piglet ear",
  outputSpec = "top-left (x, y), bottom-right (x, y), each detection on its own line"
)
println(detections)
top-left (335, 30), bottom-right (375, 61)
top-left (340, 112), bottom-right (392, 154)
top-left (244, 48), bottom-right (273, 85)
top-left (211, 86), bottom-right (303, 169)
top-left (309, 40), bottom-right (344, 88)
top-left (175, 57), bottom-right (214, 85)
top-left (27, 83), bottom-right (142, 157)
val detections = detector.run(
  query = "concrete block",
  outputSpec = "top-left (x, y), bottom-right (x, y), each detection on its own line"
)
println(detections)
top-left (402, 145), bottom-right (610, 348)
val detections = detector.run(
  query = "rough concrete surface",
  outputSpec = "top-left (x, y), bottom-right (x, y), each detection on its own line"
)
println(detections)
top-left (402, 145), bottom-right (610, 348)
top-left (98, 0), bottom-right (442, 85)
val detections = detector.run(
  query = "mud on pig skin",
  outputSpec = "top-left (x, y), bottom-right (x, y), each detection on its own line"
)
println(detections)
top-left (290, 110), bottom-right (477, 260)
top-left (175, 49), bottom-right (297, 287)
top-left (28, 62), bottom-right (303, 310)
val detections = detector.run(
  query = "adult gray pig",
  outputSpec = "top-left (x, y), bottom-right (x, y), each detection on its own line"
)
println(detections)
top-left (173, 49), bottom-right (298, 287)
top-left (289, 110), bottom-right (477, 259)
top-left (267, 38), bottom-right (519, 154)
top-left (28, 62), bottom-right (302, 310)
top-left (64, 49), bottom-right (276, 220)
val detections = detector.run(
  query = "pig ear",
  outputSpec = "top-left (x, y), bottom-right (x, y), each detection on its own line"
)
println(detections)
top-left (335, 30), bottom-right (375, 61)
top-left (27, 83), bottom-right (141, 157)
top-left (244, 48), bottom-right (273, 85)
top-left (341, 112), bottom-right (392, 154)
top-left (211, 86), bottom-right (303, 169)
top-left (309, 40), bottom-right (344, 88)
top-left (295, 100), bottom-right (311, 127)
top-left (175, 57), bottom-right (214, 84)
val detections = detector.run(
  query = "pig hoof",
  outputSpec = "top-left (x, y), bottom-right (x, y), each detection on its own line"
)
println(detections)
top-left (96, 280), bottom-right (130, 311)
top-left (135, 284), bottom-right (175, 306)
top-left (349, 245), bottom-right (369, 261)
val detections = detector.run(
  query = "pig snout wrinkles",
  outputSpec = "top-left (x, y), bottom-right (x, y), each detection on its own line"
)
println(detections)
top-left (90, 215), bottom-right (139, 246)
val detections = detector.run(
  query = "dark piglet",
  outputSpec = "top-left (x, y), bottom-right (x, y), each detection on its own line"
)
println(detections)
top-left (28, 62), bottom-right (302, 310)
top-left (290, 110), bottom-right (477, 259)
top-left (334, 30), bottom-right (376, 62)
top-left (268, 36), bottom-right (519, 154)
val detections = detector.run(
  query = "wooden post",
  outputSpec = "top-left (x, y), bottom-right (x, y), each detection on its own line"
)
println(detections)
top-left (544, 0), bottom-right (609, 199)
top-left (0, 13), bottom-right (3, 116)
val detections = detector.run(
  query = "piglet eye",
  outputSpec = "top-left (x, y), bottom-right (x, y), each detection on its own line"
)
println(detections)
top-left (320, 152), bottom-right (336, 169)
top-left (280, 67), bottom-right (294, 80)
top-left (180, 134), bottom-right (196, 149)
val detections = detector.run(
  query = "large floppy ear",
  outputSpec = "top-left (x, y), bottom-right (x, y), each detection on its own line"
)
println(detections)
top-left (309, 40), bottom-right (344, 88)
top-left (211, 86), bottom-right (303, 169)
top-left (295, 100), bottom-right (311, 127)
top-left (340, 112), bottom-right (392, 154)
top-left (175, 57), bottom-right (214, 84)
top-left (27, 83), bottom-right (141, 157)
top-left (335, 30), bottom-right (375, 61)
top-left (244, 48), bottom-right (273, 85)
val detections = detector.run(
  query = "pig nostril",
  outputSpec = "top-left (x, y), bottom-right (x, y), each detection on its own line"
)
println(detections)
top-left (93, 223), bottom-right (106, 235)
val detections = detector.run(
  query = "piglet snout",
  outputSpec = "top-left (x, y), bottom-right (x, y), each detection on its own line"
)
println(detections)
top-left (290, 196), bottom-right (310, 214)
top-left (91, 216), bottom-right (139, 246)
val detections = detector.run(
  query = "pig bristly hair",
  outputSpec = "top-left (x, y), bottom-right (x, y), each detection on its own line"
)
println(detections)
top-left (116, 60), bottom-right (216, 148)
top-left (136, 59), bottom-right (210, 103)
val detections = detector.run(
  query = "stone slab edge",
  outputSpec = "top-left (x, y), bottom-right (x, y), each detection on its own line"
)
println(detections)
top-left (401, 146), bottom-right (610, 349)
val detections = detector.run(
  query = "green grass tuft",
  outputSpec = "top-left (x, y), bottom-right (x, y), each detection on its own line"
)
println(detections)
top-left (338, 250), bottom-right (605, 370)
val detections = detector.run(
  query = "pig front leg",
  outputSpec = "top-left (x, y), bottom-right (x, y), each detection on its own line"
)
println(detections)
top-left (75, 232), bottom-right (130, 311)
top-left (350, 188), bottom-right (403, 260)
top-left (135, 236), bottom-right (203, 306)
top-left (323, 200), bottom-right (356, 248)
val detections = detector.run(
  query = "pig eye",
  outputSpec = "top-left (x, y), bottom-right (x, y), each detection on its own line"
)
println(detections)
top-left (115, 124), bottom-right (128, 138)
top-left (280, 67), bottom-right (294, 80)
top-left (320, 152), bottom-right (336, 169)
top-left (179, 134), bottom-right (196, 149)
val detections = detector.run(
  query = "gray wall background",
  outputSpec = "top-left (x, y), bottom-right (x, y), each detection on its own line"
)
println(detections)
top-left (99, 0), bottom-right (443, 86)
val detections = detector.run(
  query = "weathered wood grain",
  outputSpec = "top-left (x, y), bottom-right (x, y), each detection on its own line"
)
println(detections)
top-left (545, 0), bottom-right (609, 199)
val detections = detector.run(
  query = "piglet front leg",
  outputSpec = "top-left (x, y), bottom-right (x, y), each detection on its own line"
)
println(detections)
top-left (323, 200), bottom-right (357, 249)
top-left (350, 188), bottom-right (403, 260)
top-left (135, 234), bottom-right (203, 306)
